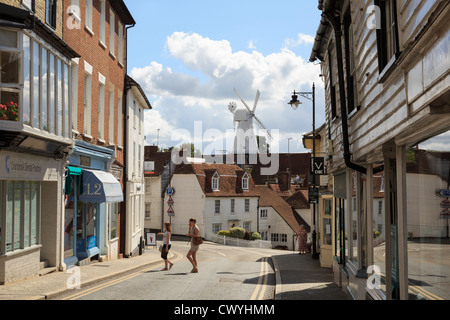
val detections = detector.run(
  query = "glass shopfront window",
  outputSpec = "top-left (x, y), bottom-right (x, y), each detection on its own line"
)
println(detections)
top-left (323, 199), bottom-right (332, 246)
top-left (109, 202), bottom-right (118, 240)
top-left (1, 181), bottom-right (40, 254)
top-left (373, 167), bottom-right (387, 296)
top-left (406, 129), bottom-right (450, 300)
top-left (335, 197), bottom-right (347, 264)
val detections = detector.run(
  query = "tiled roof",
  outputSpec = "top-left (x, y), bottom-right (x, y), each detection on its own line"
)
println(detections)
top-left (256, 185), bottom-right (310, 233)
top-left (144, 148), bottom-right (172, 177)
top-left (285, 190), bottom-right (310, 209)
top-left (174, 163), bottom-right (260, 197)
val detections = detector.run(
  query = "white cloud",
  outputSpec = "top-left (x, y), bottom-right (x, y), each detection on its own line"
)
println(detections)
top-left (132, 32), bottom-right (323, 153)
top-left (284, 33), bottom-right (315, 48)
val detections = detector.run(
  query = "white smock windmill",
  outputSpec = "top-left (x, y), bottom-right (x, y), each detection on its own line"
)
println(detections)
top-left (228, 89), bottom-right (272, 155)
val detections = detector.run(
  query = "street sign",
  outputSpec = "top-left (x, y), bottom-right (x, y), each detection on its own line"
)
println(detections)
top-left (436, 189), bottom-right (450, 198)
top-left (167, 206), bottom-right (175, 216)
top-left (167, 195), bottom-right (174, 206)
top-left (309, 187), bottom-right (319, 204)
top-left (441, 199), bottom-right (450, 209)
top-left (311, 157), bottom-right (326, 175)
top-left (166, 187), bottom-right (175, 196)
top-left (440, 209), bottom-right (450, 219)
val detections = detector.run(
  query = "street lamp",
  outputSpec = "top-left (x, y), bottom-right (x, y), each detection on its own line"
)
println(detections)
top-left (288, 83), bottom-right (319, 260)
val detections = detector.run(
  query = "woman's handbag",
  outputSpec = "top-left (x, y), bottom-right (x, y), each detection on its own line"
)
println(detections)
top-left (159, 244), bottom-right (163, 252)
top-left (192, 236), bottom-right (203, 246)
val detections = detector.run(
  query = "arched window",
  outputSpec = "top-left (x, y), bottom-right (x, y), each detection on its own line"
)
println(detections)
top-left (212, 172), bottom-right (220, 191)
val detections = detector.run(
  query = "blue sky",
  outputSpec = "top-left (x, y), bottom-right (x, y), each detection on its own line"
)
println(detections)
top-left (124, 0), bottom-right (325, 154)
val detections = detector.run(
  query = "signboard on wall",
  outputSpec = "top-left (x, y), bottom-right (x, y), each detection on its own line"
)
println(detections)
top-left (0, 151), bottom-right (58, 181)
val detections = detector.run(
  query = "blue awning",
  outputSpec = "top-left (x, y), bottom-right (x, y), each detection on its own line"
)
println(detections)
top-left (79, 169), bottom-right (123, 203)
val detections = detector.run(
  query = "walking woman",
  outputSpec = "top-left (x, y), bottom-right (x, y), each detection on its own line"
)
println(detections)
top-left (186, 218), bottom-right (201, 273)
top-left (158, 222), bottom-right (173, 271)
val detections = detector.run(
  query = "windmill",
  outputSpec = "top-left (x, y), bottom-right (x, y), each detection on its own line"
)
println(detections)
top-left (228, 89), bottom-right (272, 156)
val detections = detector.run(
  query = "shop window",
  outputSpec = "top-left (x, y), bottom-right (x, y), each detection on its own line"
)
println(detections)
top-left (335, 197), bottom-right (346, 265)
top-left (323, 199), bottom-right (332, 246)
top-left (2, 181), bottom-right (40, 254)
top-left (110, 202), bottom-right (118, 239)
top-left (406, 129), bottom-right (450, 300)
top-left (372, 164), bottom-right (387, 297)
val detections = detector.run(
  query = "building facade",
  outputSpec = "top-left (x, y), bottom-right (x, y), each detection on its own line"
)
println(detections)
top-left (0, 0), bottom-right (78, 283)
top-left (310, 0), bottom-right (449, 300)
top-left (124, 75), bottom-right (151, 257)
top-left (62, 0), bottom-right (135, 265)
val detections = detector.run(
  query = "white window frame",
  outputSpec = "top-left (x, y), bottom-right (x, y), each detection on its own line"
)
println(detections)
top-left (244, 199), bottom-right (250, 213)
top-left (260, 208), bottom-right (268, 219)
top-left (85, 0), bottom-right (93, 34)
top-left (83, 62), bottom-right (93, 136)
top-left (212, 172), bottom-right (220, 191)
top-left (99, 0), bottom-right (106, 46)
top-left (108, 87), bottom-right (115, 144)
top-left (109, 9), bottom-right (115, 57)
top-left (117, 92), bottom-right (123, 147)
top-left (118, 21), bottom-right (124, 65)
top-left (242, 172), bottom-right (250, 190)
top-left (98, 73), bottom-right (106, 141)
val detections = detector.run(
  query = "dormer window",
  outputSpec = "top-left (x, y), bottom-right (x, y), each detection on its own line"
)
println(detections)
top-left (212, 172), bottom-right (220, 191)
top-left (242, 172), bottom-right (250, 190)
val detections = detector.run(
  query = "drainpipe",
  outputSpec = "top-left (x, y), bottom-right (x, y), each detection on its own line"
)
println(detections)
top-left (322, 1), bottom-right (383, 175)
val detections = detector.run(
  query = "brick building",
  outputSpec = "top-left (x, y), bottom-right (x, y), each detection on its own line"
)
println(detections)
top-left (62, 0), bottom-right (136, 266)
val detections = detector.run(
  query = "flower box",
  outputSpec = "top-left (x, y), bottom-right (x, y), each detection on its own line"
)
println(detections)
top-left (0, 101), bottom-right (19, 122)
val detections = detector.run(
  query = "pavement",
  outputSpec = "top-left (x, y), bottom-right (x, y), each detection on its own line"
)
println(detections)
top-left (0, 243), bottom-right (347, 300)
top-left (271, 252), bottom-right (348, 300)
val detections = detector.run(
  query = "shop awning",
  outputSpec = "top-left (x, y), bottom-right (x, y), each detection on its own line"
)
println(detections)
top-left (67, 166), bottom-right (83, 176)
top-left (79, 169), bottom-right (123, 203)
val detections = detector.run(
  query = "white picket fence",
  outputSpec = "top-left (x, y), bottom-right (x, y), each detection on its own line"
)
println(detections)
top-left (210, 234), bottom-right (272, 249)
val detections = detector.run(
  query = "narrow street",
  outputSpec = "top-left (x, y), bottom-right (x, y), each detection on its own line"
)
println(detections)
top-left (52, 240), bottom-right (277, 300)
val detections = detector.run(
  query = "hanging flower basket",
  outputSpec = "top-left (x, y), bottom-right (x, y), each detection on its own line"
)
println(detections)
top-left (0, 102), bottom-right (19, 122)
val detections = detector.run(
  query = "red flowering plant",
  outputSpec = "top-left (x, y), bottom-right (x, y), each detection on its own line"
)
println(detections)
top-left (0, 101), bottom-right (19, 121)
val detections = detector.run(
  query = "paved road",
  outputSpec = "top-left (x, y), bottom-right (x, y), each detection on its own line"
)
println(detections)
top-left (53, 240), bottom-right (278, 300)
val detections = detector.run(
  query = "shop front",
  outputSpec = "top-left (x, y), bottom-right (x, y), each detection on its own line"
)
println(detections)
top-left (64, 141), bottom-right (123, 267)
top-left (0, 150), bottom-right (64, 284)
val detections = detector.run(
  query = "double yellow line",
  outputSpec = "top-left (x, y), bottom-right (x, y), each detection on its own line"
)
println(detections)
top-left (250, 257), bottom-right (270, 300)
top-left (409, 283), bottom-right (444, 300)
top-left (61, 252), bottom-right (184, 300)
